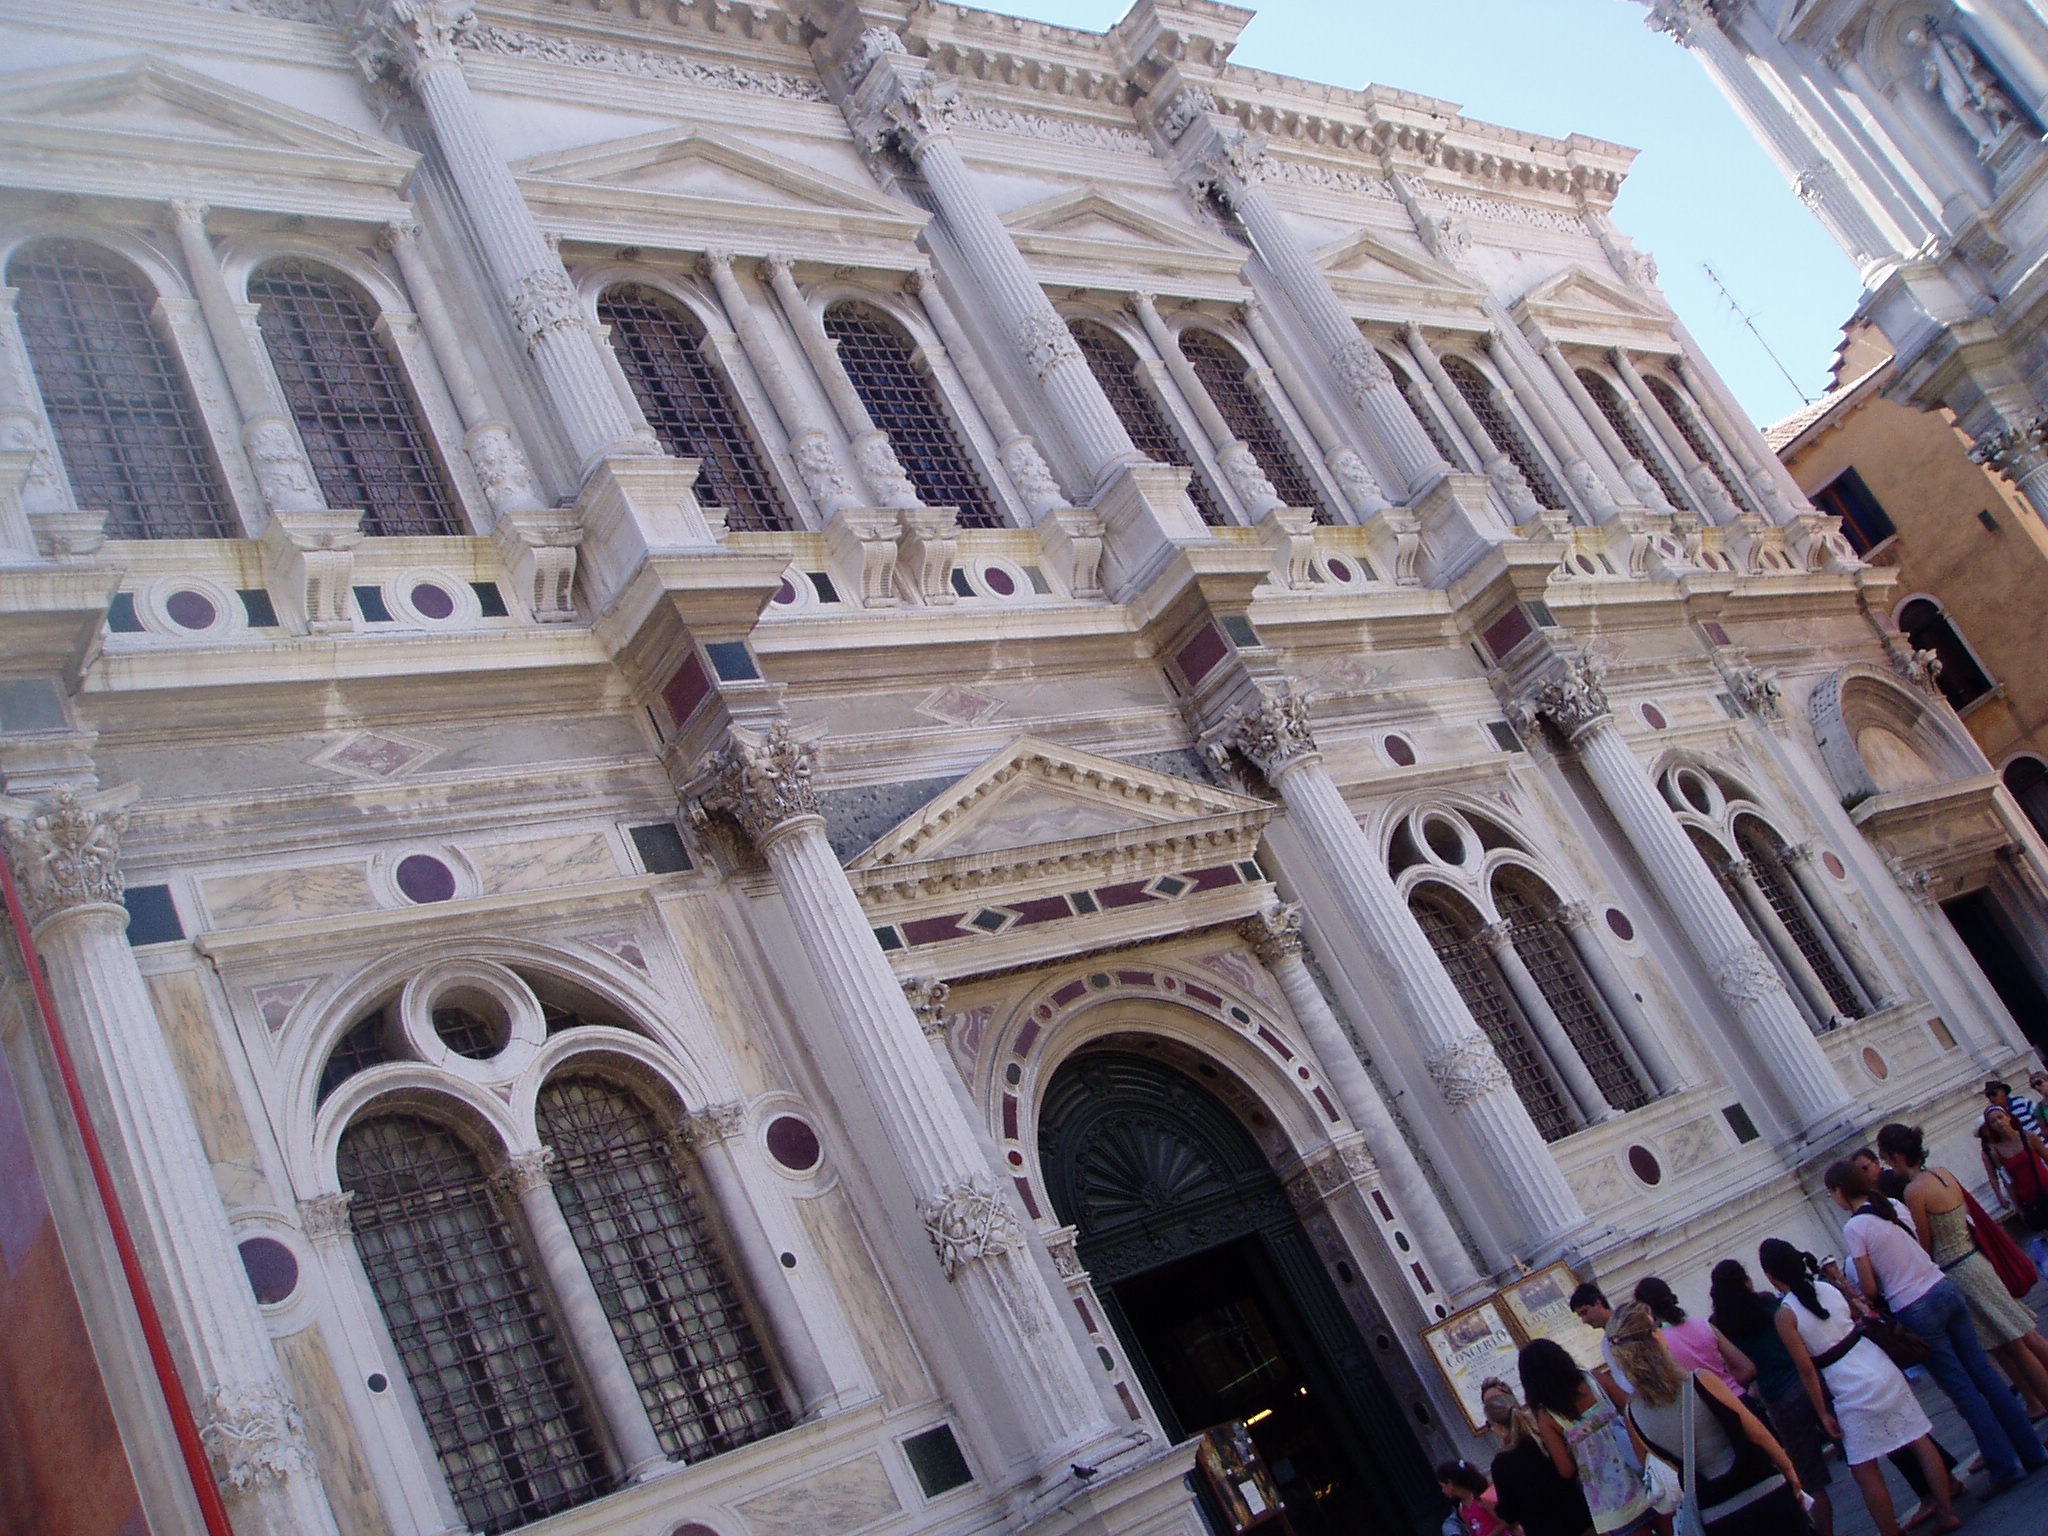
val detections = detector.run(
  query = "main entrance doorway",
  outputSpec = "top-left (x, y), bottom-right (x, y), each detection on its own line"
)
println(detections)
top-left (1944, 890), bottom-right (2048, 1057)
top-left (1039, 1048), bottom-right (1436, 1536)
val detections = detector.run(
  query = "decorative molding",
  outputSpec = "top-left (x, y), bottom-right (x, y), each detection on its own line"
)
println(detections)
top-left (1263, 158), bottom-right (1397, 201)
top-left (460, 23), bottom-right (828, 102)
top-left (958, 103), bottom-right (1148, 154)
top-left (0, 786), bottom-right (129, 928)
top-left (918, 1180), bottom-right (1020, 1279)
top-left (199, 1383), bottom-right (312, 1493)
top-left (1424, 1032), bottom-right (1514, 1108)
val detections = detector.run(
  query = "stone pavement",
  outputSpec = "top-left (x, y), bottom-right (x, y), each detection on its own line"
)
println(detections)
top-left (1829, 1261), bottom-right (2048, 1536)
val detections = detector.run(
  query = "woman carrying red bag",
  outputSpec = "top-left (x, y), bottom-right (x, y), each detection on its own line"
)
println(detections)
top-left (1980, 1102), bottom-right (2048, 1231)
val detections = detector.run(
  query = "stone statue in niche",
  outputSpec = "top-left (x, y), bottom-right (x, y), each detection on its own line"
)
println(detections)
top-left (1911, 17), bottom-right (2023, 154)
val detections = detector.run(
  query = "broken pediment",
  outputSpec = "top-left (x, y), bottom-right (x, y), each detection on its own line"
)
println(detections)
top-left (0, 55), bottom-right (416, 214)
top-left (1000, 186), bottom-right (1248, 285)
top-left (1312, 227), bottom-right (1486, 311)
top-left (510, 127), bottom-right (927, 255)
top-left (1510, 263), bottom-right (1669, 344)
top-left (849, 736), bottom-right (1269, 873)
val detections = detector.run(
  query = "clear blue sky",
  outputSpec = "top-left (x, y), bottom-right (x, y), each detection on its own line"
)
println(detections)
top-left (992, 0), bottom-right (1865, 429)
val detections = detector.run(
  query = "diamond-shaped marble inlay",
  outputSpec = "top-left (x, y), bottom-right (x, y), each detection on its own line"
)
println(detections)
top-left (252, 979), bottom-right (318, 1035)
top-left (915, 685), bottom-right (1004, 727)
top-left (584, 931), bottom-right (649, 972)
top-left (308, 731), bottom-right (437, 782)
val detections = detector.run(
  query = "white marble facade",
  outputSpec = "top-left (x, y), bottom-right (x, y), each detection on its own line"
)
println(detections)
top-left (0, 4), bottom-right (2044, 1536)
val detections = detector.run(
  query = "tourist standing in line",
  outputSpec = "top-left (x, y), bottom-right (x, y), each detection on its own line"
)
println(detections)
top-left (1569, 1282), bottom-right (1633, 1403)
top-left (1607, 1303), bottom-right (1805, 1536)
top-left (1826, 1156), bottom-right (2047, 1492)
top-left (1436, 1458), bottom-right (1507, 1536)
top-left (1519, 1338), bottom-right (1663, 1536)
top-left (1979, 1102), bottom-right (2048, 1232)
top-left (1707, 1260), bottom-right (1834, 1536)
top-left (1759, 1239), bottom-right (1957, 1536)
top-left (1481, 1377), bottom-right (1595, 1536)
top-left (1631, 1276), bottom-right (1756, 1396)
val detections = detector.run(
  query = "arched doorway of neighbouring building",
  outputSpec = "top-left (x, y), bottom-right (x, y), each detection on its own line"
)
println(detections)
top-left (1039, 1047), bottom-right (1437, 1536)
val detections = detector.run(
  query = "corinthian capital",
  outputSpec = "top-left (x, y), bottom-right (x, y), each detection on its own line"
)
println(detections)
top-left (0, 785), bottom-right (133, 929)
top-left (850, 70), bottom-right (959, 161)
top-left (919, 1180), bottom-right (1020, 1279)
top-left (706, 723), bottom-right (821, 846)
top-left (1230, 684), bottom-right (1320, 780)
top-left (493, 1146), bottom-right (557, 1197)
top-left (1511, 656), bottom-right (1611, 744)
top-left (902, 976), bottom-right (952, 1039)
top-left (1239, 902), bottom-right (1305, 967)
top-left (351, 0), bottom-right (476, 83)
top-left (1641, 0), bottom-right (1720, 47)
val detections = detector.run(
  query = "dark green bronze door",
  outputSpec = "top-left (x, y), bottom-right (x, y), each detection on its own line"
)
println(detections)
top-left (1039, 1051), bottom-right (1436, 1535)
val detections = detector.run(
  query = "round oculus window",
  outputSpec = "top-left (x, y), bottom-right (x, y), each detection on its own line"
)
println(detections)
top-left (238, 1236), bottom-right (298, 1305)
top-left (765, 1115), bottom-right (821, 1172)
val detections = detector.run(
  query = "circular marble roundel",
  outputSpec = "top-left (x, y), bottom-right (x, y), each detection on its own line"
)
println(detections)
top-left (410, 582), bottom-right (456, 620)
top-left (1383, 734), bottom-right (1417, 767)
top-left (395, 854), bottom-right (457, 904)
top-left (765, 1115), bottom-right (821, 1173)
top-left (1605, 908), bottom-right (1636, 942)
top-left (1627, 1145), bottom-right (1663, 1186)
top-left (238, 1236), bottom-right (298, 1305)
top-left (165, 590), bottom-right (218, 631)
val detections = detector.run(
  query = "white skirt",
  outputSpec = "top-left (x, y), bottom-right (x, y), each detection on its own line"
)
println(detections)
top-left (1821, 1336), bottom-right (1930, 1465)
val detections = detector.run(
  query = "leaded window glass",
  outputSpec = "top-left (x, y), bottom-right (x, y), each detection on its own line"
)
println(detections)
top-left (536, 1075), bottom-right (789, 1465)
top-left (1734, 820), bottom-right (1864, 1020)
top-left (1177, 328), bottom-right (1331, 522)
top-left (1384, 350), bottom-right (1466, 469)
top-left (1442, 354), bottom-right (1565, 508)
top-left (1646, 375), bottom-right (1750, 516)
top-left (1494, 879), bottom-right (1651, 1112)
top-left (598, 286), bottom-right (789, 531)
top-left (8, 239), bottom-right (233, 538)
top-left (248, 260), bottom-right (460, 536)
top-left (820, 303), bottom-right (999, 527)
top-left (1069, 319), bottom-right (1228, 525)
top-left (1411, 892), bottom-right (1576, 1141)
top-left (1577, 368), bottom-right (1688, 510)
top-left (338, 1113), bottom-right (608, 1533)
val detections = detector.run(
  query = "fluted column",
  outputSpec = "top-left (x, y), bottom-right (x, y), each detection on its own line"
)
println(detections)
top-left (839, 48), bottom-right (1137, 488)
top-left (1240, 295), bottom-right (1388, 516)
top-left (1557, 902), bottom-right (1687, 1092)
top-left (1671, 351), bottom-right (1798, 520)
top-left (1130, 292), bottom-right (1283, 516)
top-left (1722, 859), bottom-right (1843, 1031)
top-left (351, 1), bottom-right (646, 474)
top-left (700, 725), bottom-right (1114, 1468)
top-left (1404, 325), bottom-right (1541, 520)
top-left (1484, 330), bottom-right (1618, 520)
top-left (0, 785), bottom-right (342, 1536)
top-left (166, 198), bottom-right (326, 516)
top-left (1474, 922), bottom-right (1609, 1125)
top-left (1781, 843), bottom-right (1892, 1010)
top-left (1612, 347), bottom-right (1740, 522)
top-left (1510, 657), bottom-right (1852, 1135)
top-left (1226, 690), bottom-right (1585, 1248)
top-left (498, 1148), bottom-right (666, 1478)
top-left (761, 256), bottom-right (921, 510)
top-left (1534, 335), bottom-right (1678, 514)
top-left (1240, 904), bottom-right (1480, 1294)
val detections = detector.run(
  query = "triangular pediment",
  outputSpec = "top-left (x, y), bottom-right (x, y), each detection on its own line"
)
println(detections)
top-left (1001, 186), bottom-right (1247, 281)
top-left (0, 56), bottom-right (416, 209)
top-left (511, 127), bottom-right (927, 252)
top-left (1311, 227), bottom-right (1485, 309)
top-left (849, 737), bottom-right (1268, 872)
top-left (1511, 263), bottom-right (1669, 342)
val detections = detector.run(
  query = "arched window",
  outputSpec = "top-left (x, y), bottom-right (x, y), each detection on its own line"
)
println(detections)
top-left (2006, 755), bottom-right (2048, 841)
top-left (1441, 355), bottom-right (1565, 508)
top-left (1576, 368), bottom-right (1688, 509)
top-left (1177, 328), bottom-right (1331, 522)
top-left (1410, 888), bottom-right (1577, 1141)
top-left (337, 1111), bottom-right (609, 1533)
top-left (1382, 349), bottom-right (1465, 467)
top-left (1645, 375), bottom-right (1748, 515)
top-left (1069, 318), bottom-right (1226, 525)
top-left (820, 302), bottom-right (999, 527)
top-left (248, 259), bottom-right (460, 536)
top-left (1733, 818), bottom-right (1866, 1021)
top-left (598, 286), bottom-right (789, 531)
top-left (1898, 597), bottom-right (1994, 711)
top-left (535, 1074), bottom-right (787, 1463)
top-left (8, 239), bottom-right (233, 538)
top-left (1492, 875), bottom-right (1652, 1112)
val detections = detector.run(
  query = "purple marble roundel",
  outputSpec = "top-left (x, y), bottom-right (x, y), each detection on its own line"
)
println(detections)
top-left (1604, 908), bottom-right (1635, 942)
top-left (238, 1237), bottom-right (298, 1305)
top-left (765, 1115), bottom-right (821, 1172)
top-left (164, 590), bottom-right (218, 630)
top-left (410, 583), bottom-right (456, 620)
top-left (1383, 734), bottom-right (1416, 767)
top-left (395, 854), bottom-right (457, 904)
top-left (1627, 1145), bottom-right (1663, 1186)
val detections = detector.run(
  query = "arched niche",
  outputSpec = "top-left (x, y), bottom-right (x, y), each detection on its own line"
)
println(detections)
top-left (1808, 663), bottom-right (1986, 803)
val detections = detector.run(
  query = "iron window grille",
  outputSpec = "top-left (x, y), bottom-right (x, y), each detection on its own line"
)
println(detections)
top-left (1735, 822), bottom-right (1864, 1021)
top-left (1494, 881), bottom-right (1652, 1112)
top-left (1177, 328), bottom-right (1332, 522)
top-left (318, 1009), bottom-right (393, 1104)
top-left (1384, 351), bottom-right (1467, 469)
top-left (8, 240), bottom-right (234, 539)
top-left (1577, 369), bottom-right (1689, 510)
top-left (820, 303), bottom-right (1000, 527)
top-left (1645, 375), bottom-right (1750, 516)
top-left (536, 1076), bottom-right (789, 1464)
top-left (1694, 830), bottom-right (1836, 1037)
top-left (338, 1113), bottom-right (610, 1533)
top-left (1441, 355), bottom-right (1566, 510)
top-left (1411, 894), bottom-right (1577, 1141)
top-left (247, 259), bottom-right (460, 536)
top-left (598, 286), bottom-right (789, 531)
top-left (1069, 319), bottom-right (1228, 526)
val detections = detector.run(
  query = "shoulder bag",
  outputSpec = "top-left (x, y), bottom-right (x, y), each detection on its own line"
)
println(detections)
top-left (1964, 1186), bottom-right (2041, 1298)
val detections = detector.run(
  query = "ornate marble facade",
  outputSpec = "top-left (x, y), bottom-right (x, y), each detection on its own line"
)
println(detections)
top-left (0, 3), bottom-right (2043, 1535)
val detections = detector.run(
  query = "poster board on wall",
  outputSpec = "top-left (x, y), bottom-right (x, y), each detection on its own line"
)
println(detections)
top-left (1420, 1298), bottom-right (1524, 1434)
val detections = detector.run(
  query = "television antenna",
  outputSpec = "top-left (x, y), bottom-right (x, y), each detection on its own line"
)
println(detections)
top-left (1702, 262), bottom-right (1811, 405)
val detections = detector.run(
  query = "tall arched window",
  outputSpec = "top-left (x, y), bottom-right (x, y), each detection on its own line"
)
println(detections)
top-left (1576, 368), bottom-right (1688, 509)
top-left (248, 259), bottom-right (460, 536)
top-left (1382, 349), bottom-right (1465, 468)
top-left (1441, 355), bottom-right (1565, 508)
top-left (1410, 888), bottom-right (1577, 1141)
top-left (1069, 318), bottom-right (1226, 525)
top-left (8, 239), bottom-right (233, 538)
top-left (1492, 874), bottom-right (1652, 1112)
top-left (820, 302), bottom-right (999, 527)
top-left (1645, 375), bottom-right (1748, 516)
top-left (1733, 817), bottom-right (1866, 1021)
top-left (2006, 755), bottom-right (2048, 841)
top-left (338, 1111), bottom-right (609, 1534)
top-left (1177, 328), bottom-right (1331, 521)
top-left (598, 286), bottom-right (789, 531)
top-left (1899, 597), bottom-right (1994, 711)
top-left (535, 1074), bottom-right (787, 1463)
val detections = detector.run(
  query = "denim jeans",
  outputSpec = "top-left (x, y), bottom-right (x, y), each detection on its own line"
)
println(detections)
top-left (1894, 1277), bottom-right (2046, 1483)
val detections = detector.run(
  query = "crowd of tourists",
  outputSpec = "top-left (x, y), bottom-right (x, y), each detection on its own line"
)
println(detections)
top-left (1436, 1082), bottom-right (2048, 1536)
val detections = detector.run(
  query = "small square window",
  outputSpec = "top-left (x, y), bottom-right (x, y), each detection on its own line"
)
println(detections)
top-left (902, 1424), bottom-right (973, 1499)
top-left (704, 640), bottom-right (760, 681)
top-left (353, 586), bottom-right (393, 623)
top-left (628, 823), bottom-right (692, 874)
top-left (1070, 890), bottom-right (1099, 915)
top-left (1221, 614), bottom-right (1262, 649)
top-left (1486, 720), bottom-right (1524, 753)
top-left (1235, 859), bottom-right (1264, 883)
top-left (238, 588), bottom-right (280, 627)
top-left (950, 568), bottom-right (975, 597)
top-left (1722, 1103), bottom-right (1760, 1144)
top-left (123, 884), bottom-right (185, 945)
top-left (471, 581), bottom-right (509, 618)
top-left (1526, 600), bottom-right (1558, 628)
top-left (1149, 875), bottom-right (1192, 899)
top-left (969, 908), bottom-right (1015, 933)
top-left (107, 593), bottom-right (144, 633)
top-left (873, 925), bottom-right (904, 951)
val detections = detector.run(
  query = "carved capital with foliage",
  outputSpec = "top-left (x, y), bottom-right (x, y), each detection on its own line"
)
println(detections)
top-left (1239, 903), bottom-right (1305, 968)
top-left (706, 723), bottom-right (821, 847)
top-left (0, 785), bottom-right (131, 929)
top-left (918, 1180), bottom-right (1021, 1279)
top-left (1511, 655), bottom-right (1611, 744)
top-left (1230, 685), bottom-right (1319, 780)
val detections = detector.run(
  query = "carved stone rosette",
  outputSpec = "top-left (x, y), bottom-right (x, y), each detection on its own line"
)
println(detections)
top-left (200, 1382), bottom-right (314, 1493)
top-left (0, 786), bottom-right (128, 928)
top-left (706, 724), bottom-right (821, 847)
top-left (1230, 686), bottom-right (1320, 780)
top-left (1513, 656), bottom-right (1612, 744)
top-left (1424, 1032), bottom-right (1514, 1109)
top-left (901, 976), bottom-right (952, 1040)
top-left (1239, 903), bottom-right (1305, 967)
top-left (918, 1180), bottom-right (1021, 1279)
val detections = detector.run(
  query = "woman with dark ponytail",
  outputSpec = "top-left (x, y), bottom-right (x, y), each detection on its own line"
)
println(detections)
top-left (1759, 1239), bottom-right (1955, 1536)
top-left (1631, 1275), bottom-right (1756, 1396)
